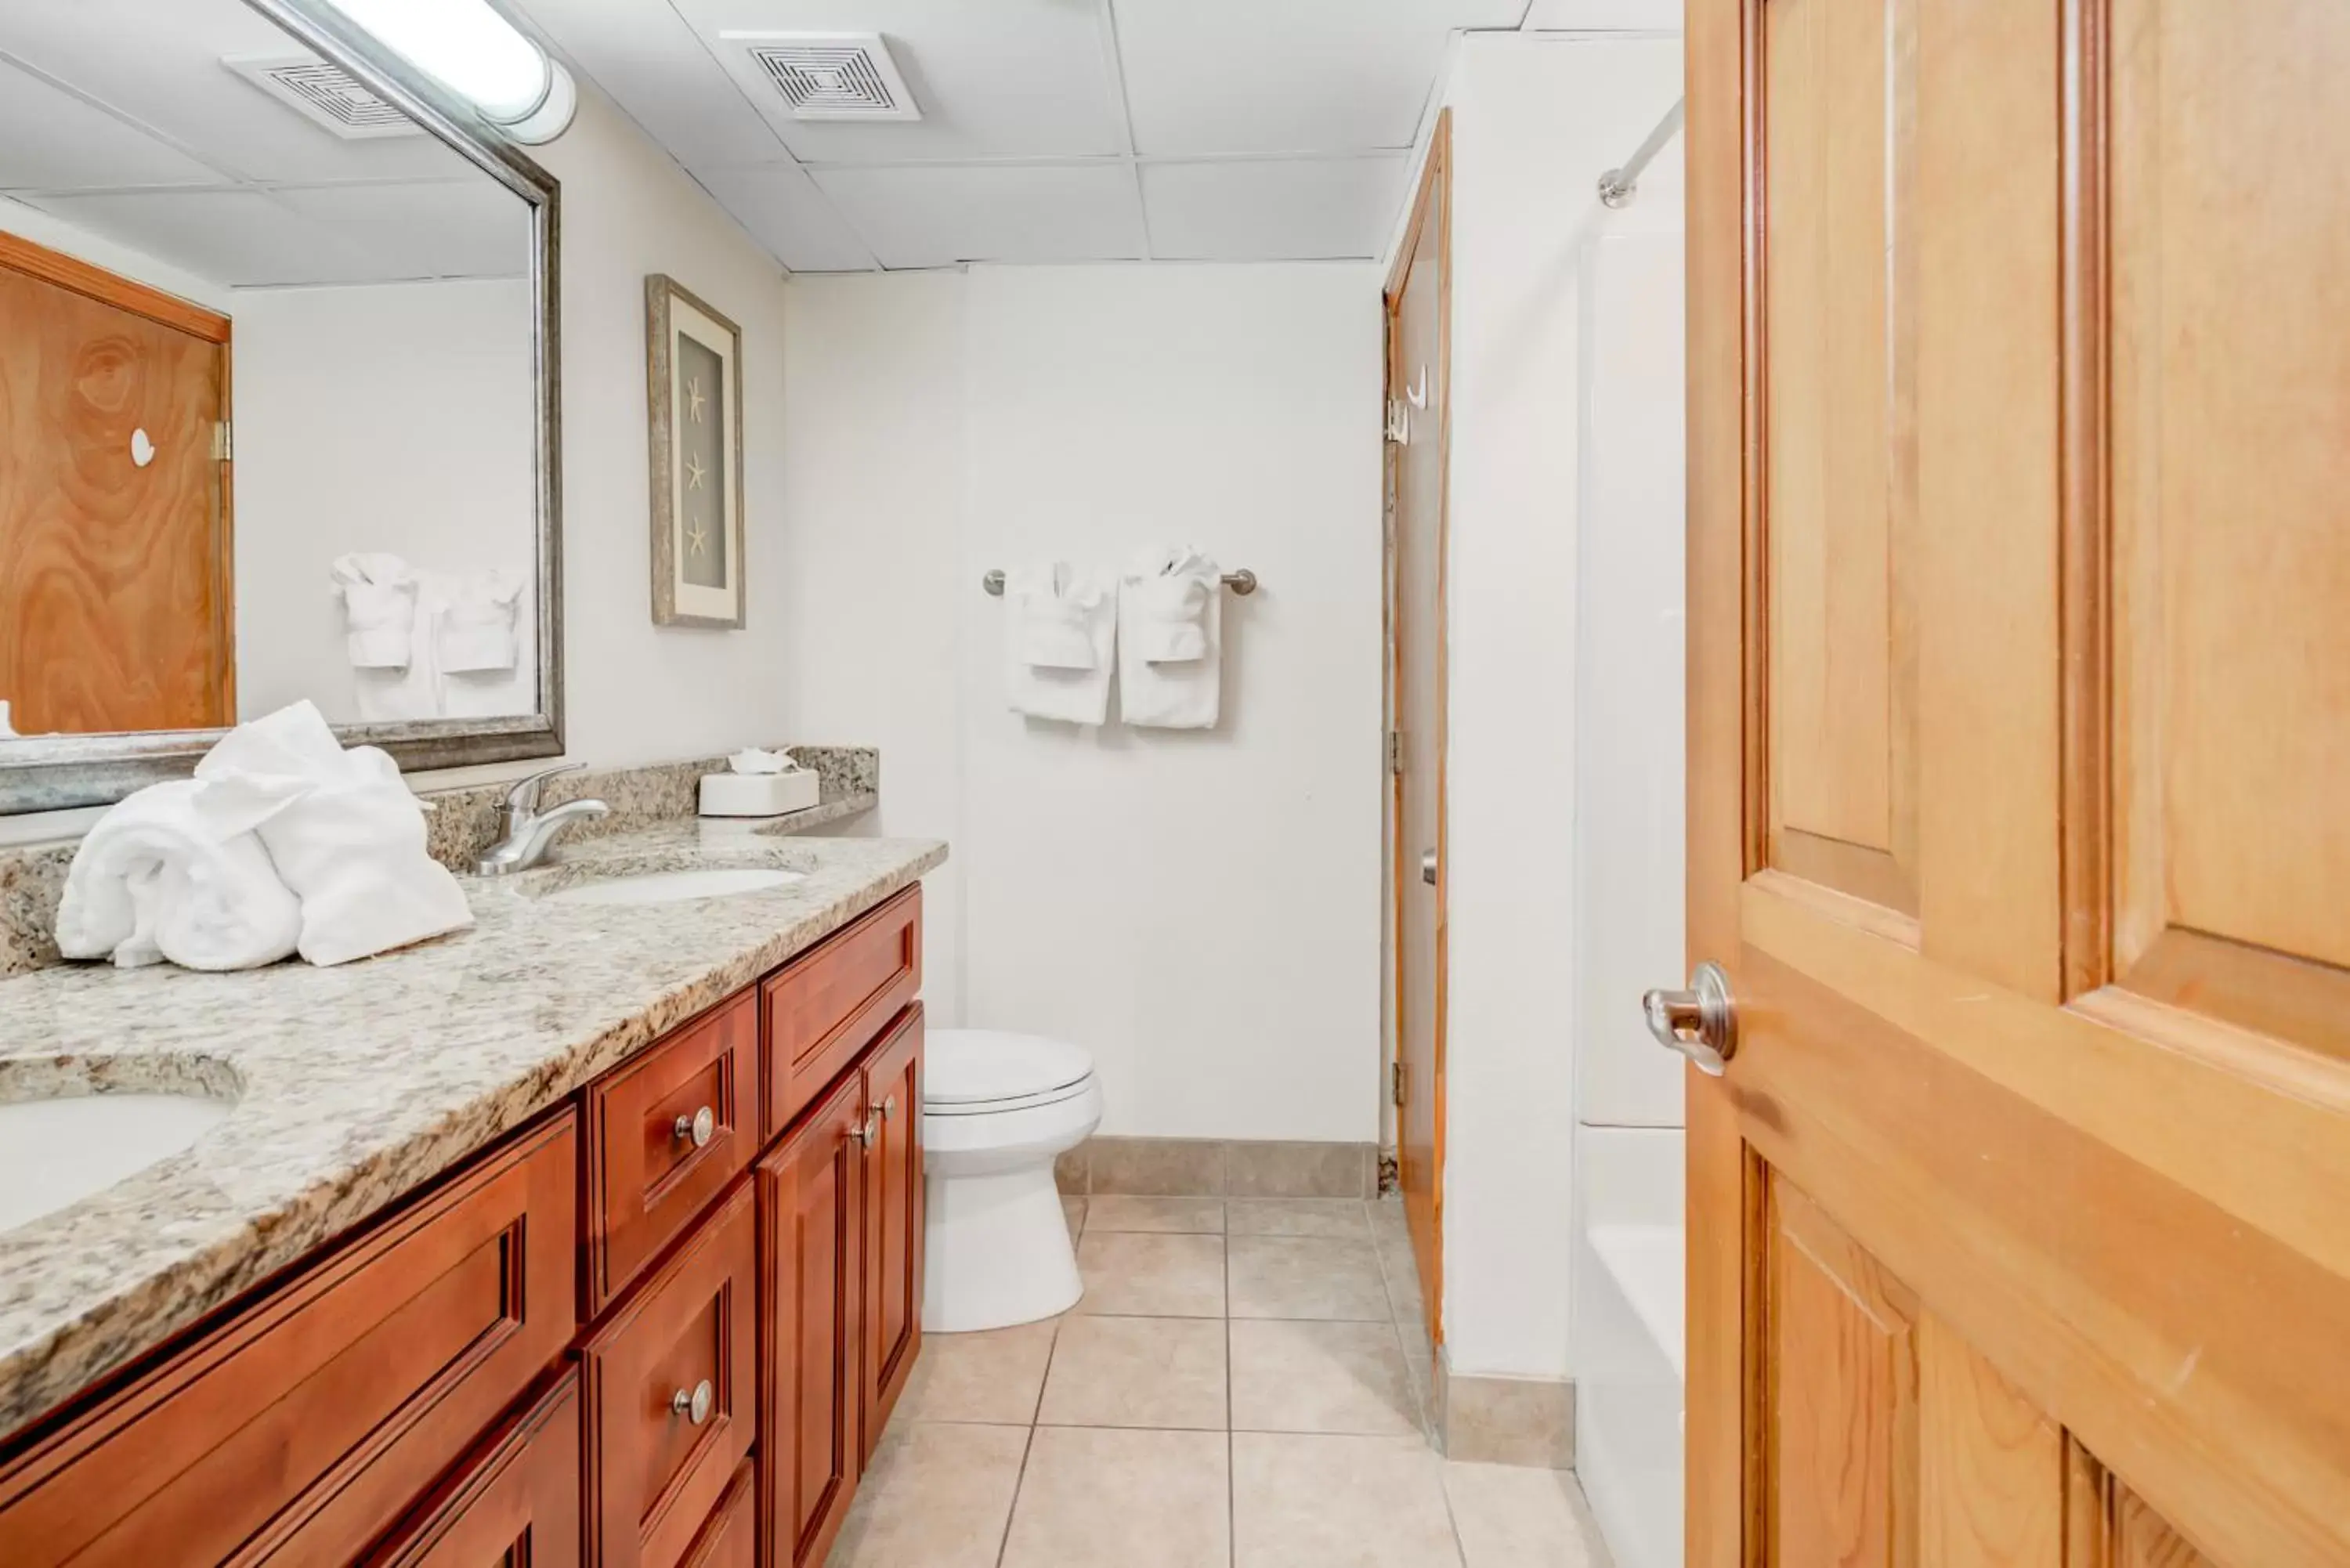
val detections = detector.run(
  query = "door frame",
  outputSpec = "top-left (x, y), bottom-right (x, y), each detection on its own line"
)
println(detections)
top-left (0, 230), bottom-right (237, 728)
top-left (1382, 109), bottom-right (1452, 1345)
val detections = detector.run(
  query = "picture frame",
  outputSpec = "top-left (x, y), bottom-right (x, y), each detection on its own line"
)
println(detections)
top-left (645, 273), bottom-right (745, 628)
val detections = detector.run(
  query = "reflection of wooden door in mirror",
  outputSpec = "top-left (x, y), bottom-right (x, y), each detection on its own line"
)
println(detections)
top-left (0, 233), bottom-right (231, 736)
top-left (1687, 2), bottom-right (2350, 1566)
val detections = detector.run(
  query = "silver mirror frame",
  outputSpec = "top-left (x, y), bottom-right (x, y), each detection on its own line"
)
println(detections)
top-left (0, 0), bottom-right (563, 814)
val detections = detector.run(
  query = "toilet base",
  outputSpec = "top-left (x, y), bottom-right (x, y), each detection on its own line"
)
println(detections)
top-left (923, 1164), bottom-right (1082, 1332)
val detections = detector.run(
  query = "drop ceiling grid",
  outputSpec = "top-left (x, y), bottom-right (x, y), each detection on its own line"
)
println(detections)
top-left (521, 0), bottom-right (1552, 272)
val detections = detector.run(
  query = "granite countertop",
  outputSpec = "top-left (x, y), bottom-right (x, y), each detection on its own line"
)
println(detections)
top-left (0, 821), bottom-right (947, 1440)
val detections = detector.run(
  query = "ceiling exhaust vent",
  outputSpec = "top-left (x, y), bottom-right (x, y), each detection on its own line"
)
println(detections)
top-left (723, 32), bottom-right (921, 121)
top-left (222, 54), bottom-right (422, 139)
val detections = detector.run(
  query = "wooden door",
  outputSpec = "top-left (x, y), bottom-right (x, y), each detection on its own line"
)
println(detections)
top-left (1385, 110), bottom-right (1451, 1344)
top-left (756, 1074), bottom-right (864, 1568)
top-left (0, 233), bottom-right (231, 735)
top-left (1685, 2), bottom-right (2350, 1566)
top-left (859, 1005), bottom-right (924, 1461)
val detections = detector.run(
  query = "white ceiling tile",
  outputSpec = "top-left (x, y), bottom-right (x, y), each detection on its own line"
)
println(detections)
top-left (672, 0), bottom-right (1124, 164)
top-left (269, 181), bottom-right (532, 280)
top-left (809, 163), bottom-right (1143, 269)
top-left (1141, 156), bottom-right (1408, 262)
top-left (505, 0), bottom-right (790, 169)
top-left (695, 164), bottom-right (877, 272)
top-left (1113, 0), bottom-right (1523, 157)
top-left (0, 60), bottom-right (221, 192)
top-left (0, 0), bottom-right (485, 185)
top-left (1521, 0), bottom-right (1682, 31)
top-left (18, 188), bottom-right (368, 288)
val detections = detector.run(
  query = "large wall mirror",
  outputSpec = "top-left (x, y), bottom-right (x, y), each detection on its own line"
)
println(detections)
top-left (0, 0), bottom-right (559, 813)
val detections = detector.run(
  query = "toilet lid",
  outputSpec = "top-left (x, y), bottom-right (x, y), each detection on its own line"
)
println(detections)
top-left (924, 1029), bottom-right (1094, 1108)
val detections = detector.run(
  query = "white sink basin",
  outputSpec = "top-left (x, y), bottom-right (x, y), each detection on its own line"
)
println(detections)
top-left (0, 1093), bottom-right (231, 1234)
top-left (537, 866), bottom-right (805, 907)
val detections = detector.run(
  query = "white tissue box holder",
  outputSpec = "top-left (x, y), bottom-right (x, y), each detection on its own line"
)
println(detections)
top-left (700, 768), bottom-right (820, 818)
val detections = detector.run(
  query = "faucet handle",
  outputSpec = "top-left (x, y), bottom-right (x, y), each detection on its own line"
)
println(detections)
top-left (504, 761), bottom-right (582, 818)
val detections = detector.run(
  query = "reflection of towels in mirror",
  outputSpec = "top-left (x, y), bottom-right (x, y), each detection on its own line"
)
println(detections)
top-left (437, 570), bottom-right (530, 720)
top-left (332, 553), bottom-right (436, 722)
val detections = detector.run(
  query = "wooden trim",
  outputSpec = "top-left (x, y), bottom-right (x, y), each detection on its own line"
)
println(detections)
top-left (215, 332), bottom-right (238, 728)
top-left (2059, 0), bottom-right (2113, 1001)
top-left (0, 231), bottom-right (229, 344)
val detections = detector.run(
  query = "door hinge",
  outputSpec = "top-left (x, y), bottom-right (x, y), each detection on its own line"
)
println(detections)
top-left (1390, 1060), bottom-right (1408, 1107)
top-left (212, 420), bottom-right (233, 461)
top-left (1384, 397), bottom-right (1409, 445)
top-left (1385, 729), bottom-right (1405, 775)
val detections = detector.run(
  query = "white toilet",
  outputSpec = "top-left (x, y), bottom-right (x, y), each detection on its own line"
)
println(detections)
top-left (921, 1029), bottom-right (1102, 1332)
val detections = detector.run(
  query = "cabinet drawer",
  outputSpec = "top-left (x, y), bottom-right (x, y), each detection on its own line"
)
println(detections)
top-left (761, 887), bottom-right (920, 1139)
top-left (678, 1460), bottom-right (754, 1568)
top-left (0, 1111), bottom-right (578, 1568)
top-left (363, 1370), bottom-right (582, 1567)
top-left (583, 1179), bottom-right (757, 1568)
top-left (585, 991), bottom-right (760, 1315)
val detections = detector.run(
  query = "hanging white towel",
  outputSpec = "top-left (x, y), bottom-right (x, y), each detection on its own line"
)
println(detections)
top-left (331, 554), bottom-right (420, 670)
top-left (1118, 547), bottom-right (1223, 730)
top-left (439, 570), bottom-right (522, 674)
top-left (193, 701), bottom-right (475, 966)
top-left (55, 779), bottom-right (302, 971)
top-left (1004, 562), bottom-right (1117, 725)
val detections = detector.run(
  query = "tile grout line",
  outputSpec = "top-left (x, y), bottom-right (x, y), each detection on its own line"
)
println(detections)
top-left (992, 1422), bottom-right (1039, 1568)
top-left (1224, 1215), bottom-right (1238, 1568)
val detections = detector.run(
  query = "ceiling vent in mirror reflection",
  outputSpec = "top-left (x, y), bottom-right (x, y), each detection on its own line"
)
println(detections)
top-left (724, 31), bottom-right (922, 121)
top-left (222, 54), bottom-right (425, 139)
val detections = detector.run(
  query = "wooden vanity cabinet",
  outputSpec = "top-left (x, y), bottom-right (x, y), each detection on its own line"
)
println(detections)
top-left (0, 887), bottom-right (927, 1568)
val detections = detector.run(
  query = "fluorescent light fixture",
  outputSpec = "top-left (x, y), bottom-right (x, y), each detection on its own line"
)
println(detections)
top-left (320, 0), bottom-right (575, 143)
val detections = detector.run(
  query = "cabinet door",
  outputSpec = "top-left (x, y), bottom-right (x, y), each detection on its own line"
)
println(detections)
top-left (581, 1181), bottom-right (757, 1568)
top-left (860, 1006), bottom-right (924, 1460)
top-left (755, 1073), bottom-right (865, 1568)
top-left (362, 1371), bottom-right (582, 1568)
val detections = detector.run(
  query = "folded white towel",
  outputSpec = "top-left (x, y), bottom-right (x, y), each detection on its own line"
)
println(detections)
top-left (193, 701), bottom-right (474, 966)
top-left (1118, 547), bottom-right (1224, 729)
top-left (439, 570), bottom-right (522, 674)
top-left (1004, 562), bottom-right (1116, 724)
top-left (331, 553), bottom-right (420, 670)
top-left (55, 780), bottom-right (302, 971)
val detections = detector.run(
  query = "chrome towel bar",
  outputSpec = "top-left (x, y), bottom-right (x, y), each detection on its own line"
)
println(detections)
top-left (982, 568), bottom-right (1257, 597)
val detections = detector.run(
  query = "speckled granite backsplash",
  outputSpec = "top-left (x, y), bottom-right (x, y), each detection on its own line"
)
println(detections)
top-left (0, 744), bottom-right (877, 978)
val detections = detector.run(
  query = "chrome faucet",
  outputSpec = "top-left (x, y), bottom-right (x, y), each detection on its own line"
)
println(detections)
top-left (475, 762), bottom-right (610, 876)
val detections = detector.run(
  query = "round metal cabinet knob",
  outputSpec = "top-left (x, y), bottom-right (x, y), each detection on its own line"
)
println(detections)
top-left (672, 1378), bottom-right (714, 1426)
top-left (674, 1106), bottom-right (715, 1148)
top-left (1641, 961), bottom-right (1739, 1077)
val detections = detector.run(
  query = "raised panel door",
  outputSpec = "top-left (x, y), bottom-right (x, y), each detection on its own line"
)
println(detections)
top-left (859, 1005), bottom-right (924, 1461)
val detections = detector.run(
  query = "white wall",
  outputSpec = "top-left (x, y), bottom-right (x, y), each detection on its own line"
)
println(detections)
top-left (779, 262), bottom-right (1386, 1143)
top-left (233, 279), bottom-right (537, 724)
top-left (528, 88), bottom-right (793, 769)
top-left (1419, 31), bottom-right (1684, 1381)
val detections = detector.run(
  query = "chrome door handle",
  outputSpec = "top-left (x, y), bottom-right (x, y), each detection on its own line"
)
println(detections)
top-left (1420, 847), bottom-right (1437, 886)
top-left (674, 1106), bottom-right (715, 1148)
top-left (671, 1378), bottom-right (714, 1426)
top-left (1642, 961), bottom-right (1738, 1076)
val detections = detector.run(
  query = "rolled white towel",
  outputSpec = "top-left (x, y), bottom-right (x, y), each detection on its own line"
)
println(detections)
top-left (195, 701), bottom-right (474, 966)
top-left (55, 780), bottom-right (302, 971)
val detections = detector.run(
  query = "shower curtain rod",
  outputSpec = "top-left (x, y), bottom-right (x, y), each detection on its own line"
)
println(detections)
top-left (1597, 97), bottom-right (1685, 208)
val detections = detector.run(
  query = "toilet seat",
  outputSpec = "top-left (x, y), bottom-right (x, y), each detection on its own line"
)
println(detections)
top-left (924, 1030), bottom-right (1094, 1117)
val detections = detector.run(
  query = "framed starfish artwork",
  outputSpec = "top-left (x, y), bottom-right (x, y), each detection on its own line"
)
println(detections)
top-left (645, 273), bottom-right (745, 627)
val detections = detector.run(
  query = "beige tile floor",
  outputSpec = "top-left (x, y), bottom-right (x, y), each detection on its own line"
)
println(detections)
top-left (825, 1196), bottom-right (1611, 1568)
